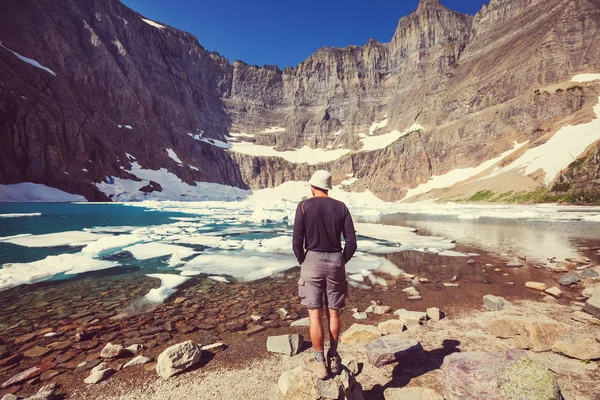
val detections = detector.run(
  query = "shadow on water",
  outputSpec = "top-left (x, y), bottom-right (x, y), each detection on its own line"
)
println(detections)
top-left (363, 339), bottom-right (461, 400)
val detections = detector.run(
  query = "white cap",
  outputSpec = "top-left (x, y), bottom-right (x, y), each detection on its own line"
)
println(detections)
top-left (309, 170), bottom-right (333, 191)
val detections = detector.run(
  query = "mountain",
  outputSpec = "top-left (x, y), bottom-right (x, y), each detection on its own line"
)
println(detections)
top-left (1, 0), bottom-right (600, 202)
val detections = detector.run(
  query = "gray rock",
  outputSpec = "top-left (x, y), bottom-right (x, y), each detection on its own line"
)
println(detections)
top-left (1, 395), bottom-right (19, 400)
top-left (377, 320), bottom-right (406, 335)
top-left (73, 359), bottom-right (101, 373)
top-left (341, 324), bottom-right (381, 344)
top-left (125, 344), bottom-right (143, 353)
top-left (24, 390), bottom-right (55, 400)
top-left (366, 336), bottom-right (424, 367)
top-left (393, 309), bottom-right (427, 325)
top-left (528, 351), bottom-right (598, 375)
top-left (84, 363), bottom-right (114, 384)
top-left (426, 307), bottom-right (442, 321)
top-left (552, 332), bottom-right (600, 360)
top-left (440, 349), bottom-right (561, 400)
top-left (156, 341), bottom-right (202, 379)
top-left (581, 269), bottom-right (599, 278)
top-left (506, 262), bottom-right (524, 268)
top-left (281, 366), bottom-right (363, 399)
top-left (266, 334), bottom-right (303, 356)
top-left (583, 295), bottom-right (600, 319)
top-left (100, 343), bottom-right (129, 359)
top-left (483, 295), bottom-right (512, 311)
top-left (290, 317), bottom-right (310, 327)
top-left (123, 355), bottom-right (152, 369)
top-left (352, 312), bottom-right (368, 320)
top-left (346, 358), bottom-right (360, 375)
top-left (559, 274), bottom-right (581, 286)
top-left (384, 387), bottom-right (444, 400)
top-left (373, 306), bottom-right (392, 315)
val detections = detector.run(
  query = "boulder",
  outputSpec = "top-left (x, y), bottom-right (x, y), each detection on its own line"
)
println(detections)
top-left (440, 349), bottom-right (561, 400)
top-left (266, 334), bottom-right (303, 356)
top-left (100, 343), bottom-right (128, 359)
top-left (487, 316), bottom-right (571, 352)
top-left (1, 395), bottom-right (19, 400)
top-left (373, 306), bottom-right (391, 315)
top-left (290, 317), bottom-right (310, 327)
top-left (582, 295), bottom-right (600, 319)
top-left (377, 320), bottom-right (406, 335)
top-left (123, 355), bottom-right (152, 369)
top-left (281, 366), bottom-right (363, 400)
top-left (155, 341), bottom-right (202, 379)
top-left (552, 332), bottom-right (600, 360)
top-left (366, 336), bottom-right (424, 367)
top-left (483, 295), bottom-right (512, 311)
top-left (352, 312), bottom-right (367, 320)
top-left (341, 324), bottom-right (381, 344)
top-left (528, 351), bottom-right (599, 375)
top-left (525, 282), bottom-right (547, 291)
top-left (393, 309), bottom-right (427, 325)
top-left (383, 387), bottom-right (444, 400)
top-left (125, 344), bottom-right (143, 353)
top-left (559, 274), bottom-right (581, 286)
top-left (84, 363), bottom-right (114, 384)
top-left (426, 307), bottom-right (442, 321)
top-left (544, 287), bottom-right (562, 298)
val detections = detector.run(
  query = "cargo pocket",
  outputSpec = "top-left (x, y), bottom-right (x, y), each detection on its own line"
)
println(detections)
top-left (298, 278), bottom-right (306, 299)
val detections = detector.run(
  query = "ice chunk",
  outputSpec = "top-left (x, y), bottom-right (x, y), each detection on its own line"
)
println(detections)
top-left (123, 243), bottom-right (197, 260)
top-left (355, 223), bottom-right (455, 251)
top-left (0, 213), bottom-right (41, 218)
top-left (3, 231), bottom-right (104, 248)
top-left (208, 276), bottom-right (229, 283)
top-left (0, 254), bottom-right (118, 291)
top-left (82, 235), bottom-right (146, 256)
top-left (173, 235), bottom-right (224, 246)
top-left (178, 252), bottom-right (296, 281)
top-left (144, 274), bottom-right (190, 303)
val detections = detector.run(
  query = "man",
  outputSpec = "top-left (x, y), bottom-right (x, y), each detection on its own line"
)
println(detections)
top-left (292, 170), bottom-right (357, 379)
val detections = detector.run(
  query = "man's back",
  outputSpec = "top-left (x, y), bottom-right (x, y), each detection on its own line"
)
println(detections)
top-left (292, 196), bottom-right (357, 265)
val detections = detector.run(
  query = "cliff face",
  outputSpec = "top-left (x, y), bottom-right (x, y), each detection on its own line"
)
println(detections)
top-left (1, 0), bottom-right (600, 201)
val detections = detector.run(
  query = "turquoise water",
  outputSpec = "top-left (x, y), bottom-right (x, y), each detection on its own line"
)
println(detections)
top-left (0, 203), bottom-right (185, 264)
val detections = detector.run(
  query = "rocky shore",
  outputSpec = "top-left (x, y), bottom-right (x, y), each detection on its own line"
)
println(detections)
top-left (0, 246), bottom-right (598, 399)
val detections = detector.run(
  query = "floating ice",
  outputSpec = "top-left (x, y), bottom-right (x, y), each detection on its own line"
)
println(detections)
top-left (173, 235), bottom-right (224, 246)
top-left (123, 243), bottom-right (197, 261)
top-left (0, 254), bottom-right (118, 291)
top-left (3, 231), bottom-right (105, 248)
top-left (144, 274), bottom-right (190, 303)
top-left (355, 223), bottom-right (455, 252)
top-left (82, 235), bottom-right (146, 257)
top-left (178, 252), bottom-right (296, 281)
top-left (0, 213), bottom-right (41, 218)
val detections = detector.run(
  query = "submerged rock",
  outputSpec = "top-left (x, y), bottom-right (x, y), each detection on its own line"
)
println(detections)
top-left (559, 274), bottom-right (581, 286)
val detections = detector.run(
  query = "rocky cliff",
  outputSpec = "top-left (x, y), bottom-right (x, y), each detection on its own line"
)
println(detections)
top-left (1, 0), bottom-right (600, 202)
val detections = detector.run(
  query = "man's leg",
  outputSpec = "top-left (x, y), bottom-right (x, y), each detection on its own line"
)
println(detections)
top-left (327, 308), bottom-right (341, 355)
top-left (308, 308), bottom-right (325, 359)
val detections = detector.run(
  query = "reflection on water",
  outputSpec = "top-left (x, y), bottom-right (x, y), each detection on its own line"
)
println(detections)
top-left (376, 214), bottom-right (600, 262)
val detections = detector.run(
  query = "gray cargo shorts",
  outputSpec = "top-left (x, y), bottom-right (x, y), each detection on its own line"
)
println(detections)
top-left (298, 250), bottom-right (347, 310)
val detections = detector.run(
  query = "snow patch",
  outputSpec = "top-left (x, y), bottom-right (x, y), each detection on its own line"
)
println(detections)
top-left (166, 148), bottom-right (183, 164)
top-left (230, 143), bottom-right (350, 165)
top-left (0, 43), bottom-right (57, 76)
top-left (572, 74), bottom-right (600, 83)
top-left (360, 123), bottom-right (423, 152)
top-left (368, 118), bottom-right (388, 136)
top-left (262, 127), bottom-right (286, 133)
top-left (141, 18), bottom-right (164, 29)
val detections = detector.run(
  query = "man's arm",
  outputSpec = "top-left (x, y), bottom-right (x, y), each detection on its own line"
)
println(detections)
top-left (292, 202), bottom-right (306, 265)
top-left (342, 206), bottom-right (357, 263)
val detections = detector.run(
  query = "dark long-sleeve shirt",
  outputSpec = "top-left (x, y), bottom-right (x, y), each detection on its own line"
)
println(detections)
top-left (292, 196), bottom-right (357, 265)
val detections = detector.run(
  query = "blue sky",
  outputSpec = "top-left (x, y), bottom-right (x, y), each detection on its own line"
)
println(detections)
top-left (122, 0), bottom-right (486, 68)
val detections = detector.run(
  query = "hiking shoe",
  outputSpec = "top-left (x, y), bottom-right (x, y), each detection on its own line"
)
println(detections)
top-left (328, 352), bottom-right (342, 375)
top-left (305, 357), bottom-right (328, 380)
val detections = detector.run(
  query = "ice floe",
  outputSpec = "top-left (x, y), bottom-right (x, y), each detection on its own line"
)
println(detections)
top-left (81, 234), bottom-right (146, 257)
top-left (2, 231), bottom-right (105, 248)
top-left (0, 213), bottom-right (41, 218)
top-left (144, 274), bottom-right (190, 303)
top-left (123, 243), bottom-right (197, 261)
top-left (0, 254), bottom-right (118, 291)
top-left (177, 252), bottom-right (296, 281)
